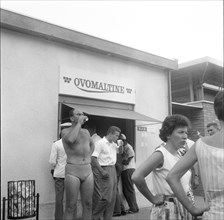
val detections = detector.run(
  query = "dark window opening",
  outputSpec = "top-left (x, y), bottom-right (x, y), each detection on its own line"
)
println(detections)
top-left (59, 103), bottom-right (135, 149)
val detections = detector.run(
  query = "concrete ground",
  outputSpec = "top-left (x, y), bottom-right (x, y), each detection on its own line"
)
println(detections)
top-left (112, 196), bottom-right (204, 220)
top-left (34, 195), bottom-right (204, 220)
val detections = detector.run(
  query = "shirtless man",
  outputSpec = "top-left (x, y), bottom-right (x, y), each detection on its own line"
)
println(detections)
top-left (62, 108), bottom-right (95, 220)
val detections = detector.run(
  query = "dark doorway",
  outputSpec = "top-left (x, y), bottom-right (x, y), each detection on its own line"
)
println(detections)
top-left (60, 103), bottom-right (135, 148)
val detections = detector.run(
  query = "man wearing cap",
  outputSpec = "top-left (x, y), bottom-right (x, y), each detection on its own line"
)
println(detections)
top-left (120, 134), bottom-right (139, 214)
top-left (49, 122), bottom-right (72, 220)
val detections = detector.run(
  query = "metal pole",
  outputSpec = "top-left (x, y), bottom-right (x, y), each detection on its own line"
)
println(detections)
top-left (168, 70), bottom-right (172, 115)
top-left (58, 102), bottom-right (62, 139)
top-left (36, 193), bottom-right (40, 220)
top-left (3, 197), bottom-right (6, 220)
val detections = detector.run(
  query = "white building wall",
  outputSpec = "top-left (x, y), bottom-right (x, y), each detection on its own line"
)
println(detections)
top-left (1, 29), bottom-right (59, 204)
top-left (134, 64), bottom-right (169, 195)
top-left (2, 27), bottom-right (169, 211)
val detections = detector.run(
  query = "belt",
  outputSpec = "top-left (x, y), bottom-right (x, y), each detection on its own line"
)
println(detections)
top-left (54, 177), bottom-right (65, 180)
top-left (101, 165), bottom-right (115, 167)
top-left (155, 195), bottom-right (175, 206)
top-left (164, 195), bottom-right (175, 203)
top-left (165, 197), bottom-right (175, 203)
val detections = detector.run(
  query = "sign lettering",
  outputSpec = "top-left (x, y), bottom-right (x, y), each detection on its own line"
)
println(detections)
top-left (59, 68), bottom-right (136, 104)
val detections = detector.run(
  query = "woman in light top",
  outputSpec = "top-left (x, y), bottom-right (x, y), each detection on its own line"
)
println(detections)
top-left (132, 114), bottom-right (194, 219)
top-left (167, 91), bottom-right (224, 219)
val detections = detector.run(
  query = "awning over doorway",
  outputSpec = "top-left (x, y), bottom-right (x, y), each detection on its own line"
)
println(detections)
top-left (63, 103), bottom-right (161, 123)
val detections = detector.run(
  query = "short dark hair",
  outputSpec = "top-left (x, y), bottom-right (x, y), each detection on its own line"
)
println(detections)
top-left (214, 91), bottom-right (224, 121)
top-left (206, 122), bottom-right (218, 128)
top-left (159, 114), bottom-right (191, 142)
top-left (107, 126), bottom-right (121, 135)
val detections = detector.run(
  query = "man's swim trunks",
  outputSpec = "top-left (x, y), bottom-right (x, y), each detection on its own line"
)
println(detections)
top-left (65, 163), bottom-right (92, 182)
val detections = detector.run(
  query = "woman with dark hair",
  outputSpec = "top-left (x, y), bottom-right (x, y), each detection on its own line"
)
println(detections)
top-left (132, 114), bottom-right (194, 219)
top-left (167, 91), bottom-right (224, 219)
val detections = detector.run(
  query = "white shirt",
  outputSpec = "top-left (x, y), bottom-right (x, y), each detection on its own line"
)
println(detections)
top-left (92, 137), bottom-right (118, 166)
top-left (92, 133), bottom-right (101, 144)
top-left (152, 146), bottom-right (191, 195)
top-left (186, 139), bottom-right (195, 148)
top-left (49, 139), bottom-right (67, 178)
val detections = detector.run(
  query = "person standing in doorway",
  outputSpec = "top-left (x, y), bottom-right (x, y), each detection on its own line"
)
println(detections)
top-left (113, 139), bottom-right (127, 217)
top-left (91, 126), bottom-right (121, 220)
top-left (84, 123), bottom-right (102, 211)
top-left (62, 108), bottom-right (95, 220)
top-left (49, 122), bottom-right (72, 220)
top-left (120, 134), bottom-right (139, 214)
top-left (85, 123), bottom-right (101, 144)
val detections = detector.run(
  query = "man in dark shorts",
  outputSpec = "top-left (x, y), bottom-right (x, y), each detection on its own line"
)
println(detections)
top-left (62, 108), bottom-right (95, 220)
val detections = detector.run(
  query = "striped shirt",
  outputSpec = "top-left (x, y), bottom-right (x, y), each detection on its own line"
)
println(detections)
top-left (195, 139), bottom-right (224, 219)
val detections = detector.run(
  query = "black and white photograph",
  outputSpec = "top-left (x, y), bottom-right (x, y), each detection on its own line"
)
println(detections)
top-left (1, 1), bottom-right (223, 220)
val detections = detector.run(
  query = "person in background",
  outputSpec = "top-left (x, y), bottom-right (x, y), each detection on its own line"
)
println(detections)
top-left (197, 131), bottom-right (203, 138)
top-left (187, 140), bottom-right (200, 190)
top-left (84, 123), bottom-right (102, 211)
top-left (167, 91), bottom-right (224, 219)
top-left (120, 134), bottom-right (139, 214)
top-left (91, 126), bottom-right (121, 220)
top-left (49, 122), bottom-right (72, 220)
top-left (113, 138), bottom-right (127, 217)
top-left (62, 108), bottom-right (95, 220)
top-left (132, 114), bottom-right (194, 219)
top-left (178, 138), bottom-right (200, 191)
top-left (206, 122), bottom-right (220, 136)
top-left (85, 123), bottom-right (101, 144)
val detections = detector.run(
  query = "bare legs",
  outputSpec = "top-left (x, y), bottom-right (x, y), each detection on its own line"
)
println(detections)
top-left (80, 173), bottom-right (94, 220)
top-left (64, 173), bottom-right (94, 220)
